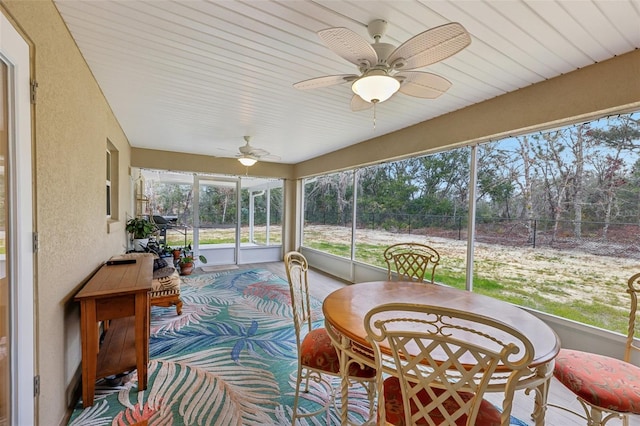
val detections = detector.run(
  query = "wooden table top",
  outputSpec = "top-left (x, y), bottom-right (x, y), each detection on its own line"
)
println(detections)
top-left (75, 256), bottom-right (153, 300)
top-left (322, 281), bottom-right (560, 367)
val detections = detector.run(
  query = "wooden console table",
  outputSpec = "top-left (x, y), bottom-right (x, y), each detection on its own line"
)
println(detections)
top-left (75, 256), bottom-right (153, 407)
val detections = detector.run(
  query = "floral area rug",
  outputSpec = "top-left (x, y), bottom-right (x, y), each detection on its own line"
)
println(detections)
top-left (67, 268), bottom-right (371, 425)
top-left (67, 268), bottom-right (530, 426)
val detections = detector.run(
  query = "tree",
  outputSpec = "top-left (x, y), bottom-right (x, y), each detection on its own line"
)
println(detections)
top-left (305, 171), bottom-right (353, 226)
top-left (586, 115), bottom-right (640, 236)
top-left (476, 145), bottom-right (515, 219)
top-left (512, 135), bottom-right (537, 241)
top-left (415, 150), bottom-right (470, 217)
top-left (622, 159), bottom-right (640, 225)
top-left (147, 181), bottom-right (194, 225)
top-left (566, 124), bottom-right (592, 238)
top-left (529, 131), bottom-right (573, 239)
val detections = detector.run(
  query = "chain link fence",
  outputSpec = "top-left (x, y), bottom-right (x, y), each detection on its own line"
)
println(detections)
top-left (342, 213), bottom-right (640, 260)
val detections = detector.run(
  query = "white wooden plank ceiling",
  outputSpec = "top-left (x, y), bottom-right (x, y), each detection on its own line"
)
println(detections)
top-left (53, 0), bottom-right (640, 164)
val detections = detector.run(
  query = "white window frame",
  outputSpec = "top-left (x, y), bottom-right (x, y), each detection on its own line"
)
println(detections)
top-left (106, 149), bottom-right (112, 218)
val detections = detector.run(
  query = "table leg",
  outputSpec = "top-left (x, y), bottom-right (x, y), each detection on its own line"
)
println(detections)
top-left (80, 299), bottom-right (97, 408)
top-left (337, 333), bottom-right (350, 425)
top-left (527, 361), bottom-right (554, 425)
top-left (135, 292), bottom-right (150, 391)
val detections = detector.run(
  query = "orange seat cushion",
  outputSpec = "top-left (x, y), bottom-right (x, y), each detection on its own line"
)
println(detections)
top-left (553, 348), bottom-right (640, 414)
top-left (300, 328), bottom-right (375, 378)
top-left (381, 376), bottom-right (503, 426)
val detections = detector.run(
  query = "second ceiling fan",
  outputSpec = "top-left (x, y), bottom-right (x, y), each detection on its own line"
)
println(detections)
top-left (236, 136), bottom-right (280, 166)
top-left (293, 19), bottom-right (471, 111)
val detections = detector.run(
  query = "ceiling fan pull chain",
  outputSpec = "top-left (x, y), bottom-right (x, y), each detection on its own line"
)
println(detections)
top-left (373, 100), bottom-right (378, 130)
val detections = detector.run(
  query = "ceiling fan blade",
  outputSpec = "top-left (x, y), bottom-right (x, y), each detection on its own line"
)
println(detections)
top-left (387, 22), bottom-right (471, 71)
top-left (318, 27), bottom-right (378, 68)
top-left (396, 71), bottom-right (452, 99)
top-left (293, 74), bottom-right (358, 90)
top-left (261, 154), bottom-right (281, 162)
top-left (236, 153), bottom-right (257, 159)
top-left (351, 94), bottom-right (373, 112)
top-left (250, 148), bottom-right (269, 157)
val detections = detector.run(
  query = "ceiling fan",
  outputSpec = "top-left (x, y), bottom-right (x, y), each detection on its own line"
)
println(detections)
top-left (236, 136), bottom-right (280, 166)
top-left (293, 19), bottom-right (471, 111)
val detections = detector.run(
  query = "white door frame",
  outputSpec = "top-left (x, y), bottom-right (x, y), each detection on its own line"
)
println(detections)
top-left (193, 175), bottom-right (239, 265)
top-left (0, 11), bottom-right (34, 426)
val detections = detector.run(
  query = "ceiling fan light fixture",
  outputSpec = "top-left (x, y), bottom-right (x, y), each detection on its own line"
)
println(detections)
top-left (238, 156), bottom-right (257, 167)
top-left (351, 73), bottom-right (400, 103)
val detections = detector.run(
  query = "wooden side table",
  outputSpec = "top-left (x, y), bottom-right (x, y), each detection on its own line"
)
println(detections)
top-left (75, 256), bottom-right (152, 407)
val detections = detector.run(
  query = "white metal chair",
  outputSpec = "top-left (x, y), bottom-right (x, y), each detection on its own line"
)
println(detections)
top-left (284, 251), bottom-right (375, 424)
top-left (552, 272), bottom-right (640, 426)
top-left (383, 242), bottom-right (441, 283)
top-left (364, 302), bottom-right (534, 426)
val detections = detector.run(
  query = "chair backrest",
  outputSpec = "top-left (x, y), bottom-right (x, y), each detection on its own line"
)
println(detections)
top-left (626, 272), bottom-right (640, 363)
top-left (364, 303), bottom-right (534, 426)
top-left (284, 251), bottom-right (313, 347)
top-left (383, 242), bottom-right (441, 283)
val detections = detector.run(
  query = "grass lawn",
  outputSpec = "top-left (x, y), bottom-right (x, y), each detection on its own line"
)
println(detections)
top-left (302, 226), bottom-right (635, 335)
top-left (164, 224), bottom-right (634, 335)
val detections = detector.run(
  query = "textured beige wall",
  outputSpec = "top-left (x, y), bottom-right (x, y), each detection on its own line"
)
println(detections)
top-left (1, 1), bottom-right (133, 423)
top-left (295, 49), bottom-right (640, 178)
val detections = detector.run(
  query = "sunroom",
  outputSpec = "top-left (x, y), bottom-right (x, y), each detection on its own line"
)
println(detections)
top-left (0, 1), bottom-right (639, 425)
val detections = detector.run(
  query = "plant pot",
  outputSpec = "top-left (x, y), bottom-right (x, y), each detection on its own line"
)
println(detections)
top-left (172, 249), bottom-right (182, 260)
top-left (179, 262), bottom-right (194, 276)
top-left (132, 238), bottom-right (149, 252)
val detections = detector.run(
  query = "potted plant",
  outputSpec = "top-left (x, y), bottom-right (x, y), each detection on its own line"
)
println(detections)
top-left (178, 249), bottom-right (207, 276)
top-left (168, 246), bottom-right (182, 260)
top-left (125, 217), bottom-right (158, 252)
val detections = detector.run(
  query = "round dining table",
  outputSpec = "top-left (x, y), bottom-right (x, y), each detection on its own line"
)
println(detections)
top-left (322, 281), bottom-right (561, 426)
